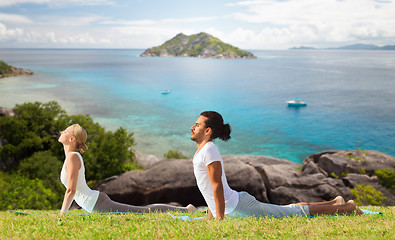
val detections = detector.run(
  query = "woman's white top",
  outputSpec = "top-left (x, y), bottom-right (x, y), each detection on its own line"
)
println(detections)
top-left (60, 152), bottom-right (99, 213)
top-left (192, 141), bottom-right (239, 218)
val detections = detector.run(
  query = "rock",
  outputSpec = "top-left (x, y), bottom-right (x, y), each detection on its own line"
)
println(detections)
top-left (304, 150), bottom-right (395, 176)
top-left (0, 107), bottom-right (15, 117)
top-left (96, 150), bottom-right (395, 207)
top-left (343, 173), bottom-right (395, 205)
top-left (134, 151), bottom-right (159, 168)
top-left (0, 66), bottom-right (33, 78)
top-left (96, 159), bottom-right (204, 206)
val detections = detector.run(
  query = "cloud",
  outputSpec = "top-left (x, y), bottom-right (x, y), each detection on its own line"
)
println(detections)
top-left (0, 13), bottom-right (33, 24)
top-left (0, 0), bottom-right (49, 8)
top-left (225, 0), bottom-right (395, 48)
top-left (0, 0), bottom-right (114, 8)
top-left (0, 22), bottom-right (24, 42)
top-left (162, 17), bottom-right (218, 23)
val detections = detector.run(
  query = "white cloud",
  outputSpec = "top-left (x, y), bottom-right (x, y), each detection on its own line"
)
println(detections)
top-left (0, 13), bottom-right (33, 24)
top-left (101, 19), bottom-right (157, 26)
top-left (162, 17), bottom-right (218, 23)
top-left (225, 0), bottom-right (395, 48)
top-left (0, 22), bottom-right (24, 41)
top-left (0, 0), bottom-right (114, 8)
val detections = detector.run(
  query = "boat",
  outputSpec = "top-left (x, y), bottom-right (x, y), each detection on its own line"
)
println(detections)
top-left (287, 97), bottom-right (307, 107)
top-left (161, 89), bottom-right (171, 95)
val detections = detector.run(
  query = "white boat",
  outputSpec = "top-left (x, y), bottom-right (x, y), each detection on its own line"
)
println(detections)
top-left (161, 89), bottom-right (171, 95)
top-left (287, 97), bottom-right (307, 107)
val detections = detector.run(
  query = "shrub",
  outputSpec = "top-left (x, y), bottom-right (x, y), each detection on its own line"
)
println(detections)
top-left (164, 149), bottom-right (188, 159)
top-left (17, 151), bottom-right (64, 208)
top-left (0, 171), bottom-right (58, 210)
top-left (374, 169), bottom-right (395, 189)
top-left (83, 127), bottom-right (140, 181)
top-left (350, 184), bottom-right (386, 206)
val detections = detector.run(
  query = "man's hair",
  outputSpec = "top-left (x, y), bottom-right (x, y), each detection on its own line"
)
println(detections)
top-left (200, 111), bottom-right (231, 141)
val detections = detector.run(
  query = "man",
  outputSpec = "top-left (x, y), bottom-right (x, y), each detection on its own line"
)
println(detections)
top-left (190, 111), bottom-right (361, 220)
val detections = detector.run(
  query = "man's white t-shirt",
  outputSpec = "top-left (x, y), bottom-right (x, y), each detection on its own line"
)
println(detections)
top-left (193, 141), bottom-right (239, 218)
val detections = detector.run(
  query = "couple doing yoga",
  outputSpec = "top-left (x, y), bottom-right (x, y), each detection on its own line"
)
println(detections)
top-left (59, 111), bottom-right (362, 219)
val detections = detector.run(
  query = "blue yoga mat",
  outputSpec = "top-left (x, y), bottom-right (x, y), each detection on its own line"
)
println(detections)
top-left (167, 208), bottom-right (383, 221)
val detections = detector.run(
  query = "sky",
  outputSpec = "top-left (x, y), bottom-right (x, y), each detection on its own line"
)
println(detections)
top-left (0, 0), bottom-right (394, 50)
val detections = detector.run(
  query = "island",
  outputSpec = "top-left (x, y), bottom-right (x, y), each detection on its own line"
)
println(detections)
top-left (0, 60), bottom-right (33, 78)
top-left (290, 44), bottom-right (395, 50)
top-left (140, 32), bottom-right (257, 59)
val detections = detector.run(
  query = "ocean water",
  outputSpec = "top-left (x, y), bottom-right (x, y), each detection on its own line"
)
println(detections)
top-left (0, 49), bottom-right (394, 163)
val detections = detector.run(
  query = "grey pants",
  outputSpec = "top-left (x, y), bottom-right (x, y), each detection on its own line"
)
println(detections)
top-left (227, 192), bottom-right (310, 218)
top-left (92, 192), bottom-right (187, 213)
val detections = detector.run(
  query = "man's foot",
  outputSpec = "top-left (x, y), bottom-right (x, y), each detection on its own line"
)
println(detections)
top-left (186, 204), bottom-right (197, 213)
top-left (343, 200), bottom-right (361, 214)
top-left (334, 196), bottom-right (346, 205)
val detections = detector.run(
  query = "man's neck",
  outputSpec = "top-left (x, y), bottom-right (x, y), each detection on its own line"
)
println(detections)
top-left (196, 139), bottom-right (212, 153)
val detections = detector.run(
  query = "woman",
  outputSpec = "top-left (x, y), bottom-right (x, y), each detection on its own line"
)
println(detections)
top-left (59, 124), bottom-right (195, 215)
top-left (190, 111), bottom-right (362, 220)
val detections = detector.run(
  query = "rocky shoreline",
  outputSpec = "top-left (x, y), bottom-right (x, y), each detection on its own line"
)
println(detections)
top-left (0, 66), bottom-right (33, 79)
top-left (97, 150), bottom-right (395, 207)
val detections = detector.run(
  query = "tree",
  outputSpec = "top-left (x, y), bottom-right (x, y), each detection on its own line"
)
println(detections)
top-left (0, 101), bottom-right (66, 171)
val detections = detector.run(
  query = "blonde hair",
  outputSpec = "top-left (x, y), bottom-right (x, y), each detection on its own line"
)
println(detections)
top-left (72, 124), bottom-right (88, 154)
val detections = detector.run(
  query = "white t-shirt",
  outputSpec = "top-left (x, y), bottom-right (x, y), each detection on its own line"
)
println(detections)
top-left (60, 152), bottom-right (99, 213)
top-left (193, 141), bottom-right (239, 218)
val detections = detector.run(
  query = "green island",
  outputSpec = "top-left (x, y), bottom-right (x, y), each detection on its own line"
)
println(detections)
top-left (0, 60), bottom-right (33, 78)
top-left (140, 32), bottom-right (257, 59)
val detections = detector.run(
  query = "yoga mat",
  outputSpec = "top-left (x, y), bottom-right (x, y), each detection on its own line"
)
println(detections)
top-left (8, 210), bottom-right (145, 216)
top-left (167, 208), bottom-right (383, 221)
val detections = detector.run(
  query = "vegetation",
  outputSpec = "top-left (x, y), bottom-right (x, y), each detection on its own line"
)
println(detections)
top-left (0, 101), bottom-right (140, 210)
top-left (351, 184), bottom-right (387, 206)
top-left (142, 32), bottom-right (256, 58)
top-left (374, 169), bottom-right (395, 190)
top-left (0, 207), bottom-right (393, 239)
top-left (0, 60), bottom-right (13, 76)
top-left (164, 149), bottom-right (189, 159)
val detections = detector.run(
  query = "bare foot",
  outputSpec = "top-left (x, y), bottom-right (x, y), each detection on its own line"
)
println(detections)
top-left (186, 204), bottom-right (197, 213)
top-left (343, 200), bottom-right (358, 214)
top-left (355, 207), bottom-right (364, 215)
top-left (334, 196), bottom-right (346, 205)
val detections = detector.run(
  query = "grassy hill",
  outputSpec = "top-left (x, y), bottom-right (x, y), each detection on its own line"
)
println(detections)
top-left (140, 32), bottom-right (256, 59)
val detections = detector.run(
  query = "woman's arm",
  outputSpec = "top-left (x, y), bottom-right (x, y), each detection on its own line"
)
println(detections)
top-left (206, 161), bottom-right (225, 220)
top-left (60, 154), bottom-right (81, 215)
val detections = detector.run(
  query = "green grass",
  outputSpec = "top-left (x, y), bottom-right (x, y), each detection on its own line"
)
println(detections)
top-left (1, 207), bottom-right (394, 239)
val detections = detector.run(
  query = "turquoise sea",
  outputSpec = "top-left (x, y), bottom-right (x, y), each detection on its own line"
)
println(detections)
top-left (0, 49), bottom-right (394, 163)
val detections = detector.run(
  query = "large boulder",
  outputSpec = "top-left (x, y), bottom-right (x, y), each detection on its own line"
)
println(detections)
top-left (304, 150), bottom-right (395, 176)
top-left (96, 150), bottom-right (395, 207)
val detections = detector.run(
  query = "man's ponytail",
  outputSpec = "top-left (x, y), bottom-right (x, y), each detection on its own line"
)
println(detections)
top-left (201, 111), bottom-right (231, 141)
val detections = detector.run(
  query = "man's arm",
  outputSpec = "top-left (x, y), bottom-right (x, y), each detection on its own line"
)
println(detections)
top-left (206, 161), bottom-right (225, 220)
